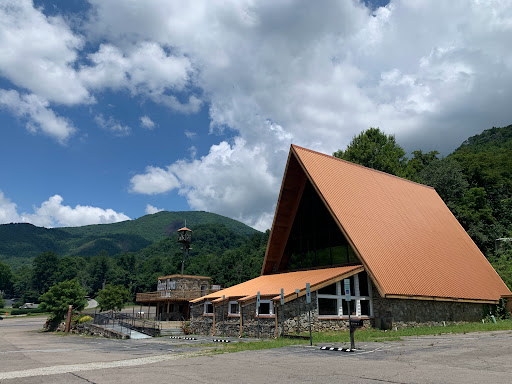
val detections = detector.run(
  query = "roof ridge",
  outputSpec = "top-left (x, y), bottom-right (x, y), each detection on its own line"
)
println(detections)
top-left (291, 144), bottom-right (435, 190)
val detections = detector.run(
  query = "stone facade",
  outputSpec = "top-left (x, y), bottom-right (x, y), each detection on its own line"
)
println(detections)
top-left (371, 284), bottom-right (484, 329)
top-left (190, 287), bottom-right (485, 337)
top-left (157, 275), bottom-right (210, 292)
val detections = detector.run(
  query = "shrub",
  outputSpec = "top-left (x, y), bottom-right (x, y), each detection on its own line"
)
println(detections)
top-left (78, 315), bottom-right (93, 324)
top-left (182, 320), bottom-right (191, 335)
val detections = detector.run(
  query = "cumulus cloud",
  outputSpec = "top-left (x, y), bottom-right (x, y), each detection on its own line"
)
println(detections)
top-left (129, 166), bottom-right (181, 195)
top-left (0, 0), bottom-right (91, 105)
top-left (145, 204), bottom-right (164, 214)
top-left (94, 114), bottom-right (130, 136)
top-left (4, 1), bottom-right (512, 229)
top-left (131, 139), bottom-right (280, 230)
top-left (0, 190), bottom-right (21, 224)
top-left (80, 42), bottom-right (201, 113)
top-left (0, 89), bottom-right (76, 143)
top-left (0, 192), bottom-right (130, 227)
top-left (140, 115), bottom-right (156, 129)
top-left (86, 0), bottom-right (512, 229)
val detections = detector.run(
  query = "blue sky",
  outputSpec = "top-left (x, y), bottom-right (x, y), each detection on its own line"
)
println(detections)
top-left (1, 1), bottom-right (512, 231)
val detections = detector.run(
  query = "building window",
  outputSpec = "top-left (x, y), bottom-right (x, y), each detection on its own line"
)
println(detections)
top-left (256, 300), bottom-right (274, 316)
top-left (228, 301), bottom-right (240, 316)
top-left (317, 272), bottom-right (372, 317)
top-left (204, 302), bottom-right (214, 315)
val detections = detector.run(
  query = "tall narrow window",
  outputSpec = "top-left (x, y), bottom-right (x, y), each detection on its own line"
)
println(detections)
top-left (317, 272), bottom-right (372, 317)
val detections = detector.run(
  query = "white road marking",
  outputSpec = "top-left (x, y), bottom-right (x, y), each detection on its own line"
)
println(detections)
top-left (0, 352), bottom-right (200, 380)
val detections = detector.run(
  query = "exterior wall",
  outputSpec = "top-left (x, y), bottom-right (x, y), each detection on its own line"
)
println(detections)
top-left (371, 283), bottom-right (484, 329)
top-left (191, 287), bottom-right (486, 336)
top-left (158, 276), bottom-right (210, 292)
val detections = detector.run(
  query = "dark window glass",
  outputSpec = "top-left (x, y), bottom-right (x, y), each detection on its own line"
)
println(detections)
top-left (359, 273), bottom-right (369, 296)
top-left (348, 246), bottom-right (359, 263)
top-left (205, 303), bottom-right (213, 314)
top-left (342, 300), bottom-right (355, 316)
top-left (259, 302), bottom-right (271, 315)
top-left (318, 282), bottom-right (337, 295)
top-left (318, 298), bottom-right (338, 315)
top-left (360, 300), bottom-right (370, 316)
top-left (230, 303), bottom-right (239, 314)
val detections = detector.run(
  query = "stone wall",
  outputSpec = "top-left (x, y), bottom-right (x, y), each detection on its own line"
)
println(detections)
top-left (371, 283), bottom-right (484, 329)
top-left (191, 287), bottom-right (486, 336)
top-left (56, 323), bottom-right (129, 339)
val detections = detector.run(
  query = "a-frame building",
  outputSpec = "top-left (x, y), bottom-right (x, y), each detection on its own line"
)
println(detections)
top-left (190, 145), bottom-right (511, 337)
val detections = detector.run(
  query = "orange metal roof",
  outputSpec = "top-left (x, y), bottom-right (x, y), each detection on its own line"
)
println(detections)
top-left (262, 145), bottom-right (511, 303)
top-left (190, 265), bottom-right (363, 303)
top-left (177, 227), bottom-right (192, 232)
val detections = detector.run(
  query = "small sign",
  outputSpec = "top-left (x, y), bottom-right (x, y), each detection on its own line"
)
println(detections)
top-left (280, 288), bottom-right (284, 305)
top-left (306, 283), bottom-right (311, 304)
top-left (257, 291), bottom-right (260, 308)
top-left (344, 279), bottom-right (351, 301)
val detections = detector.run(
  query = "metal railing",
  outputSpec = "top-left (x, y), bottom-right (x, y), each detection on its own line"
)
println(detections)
top-left (93, 312), bottom-right (132, 337)
top-left (93, 312), bottom-right (161, 337)
top-left (136, 289), bottom-right (215, 302)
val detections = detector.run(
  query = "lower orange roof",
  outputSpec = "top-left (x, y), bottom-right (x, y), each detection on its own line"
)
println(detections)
top-left (191, 265), bottom-right (363, 304)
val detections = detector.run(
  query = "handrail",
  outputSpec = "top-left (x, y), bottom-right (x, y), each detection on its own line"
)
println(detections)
top-left (136, 289), bottom-right (217, 302)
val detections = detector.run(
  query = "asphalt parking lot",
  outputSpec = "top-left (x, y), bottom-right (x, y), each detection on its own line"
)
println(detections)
top-left (1, 316), bottom-right (512, 383)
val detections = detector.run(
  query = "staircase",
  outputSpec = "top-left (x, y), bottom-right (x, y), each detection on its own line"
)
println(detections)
top-left (160, 321), bottom-right (184, 337)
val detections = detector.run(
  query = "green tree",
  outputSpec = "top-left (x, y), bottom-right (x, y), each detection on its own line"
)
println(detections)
top-left (96, 284), bottom-right (131, 312)
top-left (0, 295), bottom-right (5, 309)
top-left (334, 128), bottom-right (408, 177)
top-left (32, 251), bottom-right (59, 294)
top-left (407, 150), bottom-right (440, 181)
top-left (0, 261), bottom-right (14, 295)
top-left (39, 279), bottom-right (87, 330)
top-left (418, 157), bottom-right (469, 212)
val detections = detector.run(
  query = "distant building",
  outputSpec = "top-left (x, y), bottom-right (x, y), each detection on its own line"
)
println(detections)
top-left (136, 274), bottom-right (220, 321)
top-left (190, 145), bottom-right (512, 337)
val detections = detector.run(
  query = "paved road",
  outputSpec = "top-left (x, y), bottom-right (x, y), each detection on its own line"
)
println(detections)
top-left (1, 316), bottom-right (511, 383)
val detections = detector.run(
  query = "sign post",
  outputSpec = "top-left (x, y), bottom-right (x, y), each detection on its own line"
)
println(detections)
top-left (257, 291), bottom-right (261, 339)
top-left (344, 278), bottom-right (355, 350)
top-left (222, 295), bottom-right (225, 338)
top-left (280, 288), bottom-right (284, 337)
top-left (295, 288), bottom-right (300, 334)
top-left (306, 283), bottom-right (312, 346)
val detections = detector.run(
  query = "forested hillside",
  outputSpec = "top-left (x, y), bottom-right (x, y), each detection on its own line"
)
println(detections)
top-left (0, 211), bottom-right (258, 268)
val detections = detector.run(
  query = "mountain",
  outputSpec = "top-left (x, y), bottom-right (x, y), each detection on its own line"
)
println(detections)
top-left (0, 211), bottom-right (259, 267)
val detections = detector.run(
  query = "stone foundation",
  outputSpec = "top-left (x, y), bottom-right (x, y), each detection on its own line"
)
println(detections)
top-left (191, 288), bottom-right (486, 337)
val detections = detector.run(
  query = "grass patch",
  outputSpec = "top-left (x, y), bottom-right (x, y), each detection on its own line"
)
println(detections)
top-left (208, 320), bottom-right (512, 354)
top-left (1, 308), bottom-right (13, 315)
top-left (309, 319), bottom-right (512, 344)
top-left (208, 338), bottom-right (309, 354)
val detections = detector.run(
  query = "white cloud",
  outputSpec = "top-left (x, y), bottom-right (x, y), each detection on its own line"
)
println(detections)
top-left (86, 0), bottom-right (512, 229)
top-left (0, 192), bottom-right (130, 227)
top-left (94, 114), bottom-right (130, 136)
top-left (145, 204), bottom-right (164, 215)
top-left (131, 139), bottom-right (280, 231)
top-left (0, 190), bottom-right (21, 224)
top-left (140, 115), bottom-right (155, 129)
top-left (79, 42), bottom-right (200, 113)
top-left (184, 130), bottom-right (196, 139)
top-left (129, 166), bottom-right (181, 195)
top-left (0, 0), bottom-right (91, 105)
top-left (0, 89), bottom-right (76, 143)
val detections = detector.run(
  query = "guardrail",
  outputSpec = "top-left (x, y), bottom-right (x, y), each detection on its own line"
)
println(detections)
top-left (136, 289), bottom-right (215, 302)
top-left (93, 312), bottom-right (132, 337)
